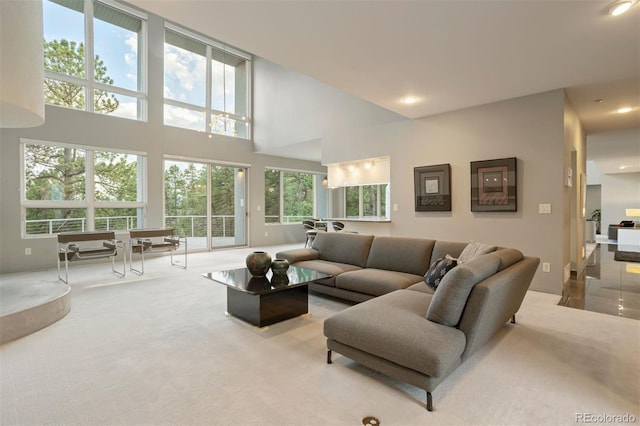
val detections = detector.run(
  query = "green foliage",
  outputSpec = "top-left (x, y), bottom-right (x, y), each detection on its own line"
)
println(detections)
top-left (25, 145), bottom-right (86, 203)
top-left (164, 162), bottom-right (240, 237)
top-left (282, 171), bottom-right (313, 221)
top-left (24, 145), bottom-right (140, 233)
top-left (44, 39), bottom-right (119, 112)
top-left (264, 169), bottom-right (280, 223)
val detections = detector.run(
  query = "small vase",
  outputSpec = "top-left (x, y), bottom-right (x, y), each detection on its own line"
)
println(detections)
top-left (270, 274), bottom-right (290, 287)
top-left (270, 258), bottom-right (290, 276)
top-left (246, 251), bottom-right (272, 276)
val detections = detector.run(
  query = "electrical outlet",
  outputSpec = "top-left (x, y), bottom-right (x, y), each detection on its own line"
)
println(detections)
top-left (264, 231), bottom-right (268, 237)
top-left (393, 203), bottom-right (399, 212)
top-left (25, 248), bottom-right (31, 255)
top-left (542, 262), bottom-right (550, 272)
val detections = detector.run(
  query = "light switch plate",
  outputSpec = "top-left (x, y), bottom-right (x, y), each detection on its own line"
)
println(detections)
top-left (539, 203), bottom-right (551, 214)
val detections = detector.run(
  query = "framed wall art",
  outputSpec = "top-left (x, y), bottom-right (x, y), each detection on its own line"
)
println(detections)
top-left (470, 157), bottom-right (517, 212)
top-left (414, 164), bottom-right (451, 211)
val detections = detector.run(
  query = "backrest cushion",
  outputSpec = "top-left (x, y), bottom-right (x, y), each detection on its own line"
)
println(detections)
top-left (366, 236), bottom-right (436, 275)
top-left (492, 248), bottom-right (524, 271)
top-left (431, 240), bottom-right (468, 263)
top-left (426, 254), bottom-right (501, 326)
top-left (312, 232), bottom-right (374, 267)
top-left (457, 242), bottom-right (497, 263)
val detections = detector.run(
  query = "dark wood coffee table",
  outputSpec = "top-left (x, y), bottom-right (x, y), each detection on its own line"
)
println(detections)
top-left (202, 266), bottom-right (330, 327)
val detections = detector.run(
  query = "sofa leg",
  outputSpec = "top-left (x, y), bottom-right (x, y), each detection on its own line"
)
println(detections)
top-left (511, 314), bottom-right (516, 324)
top-left (327, 350), bottom-right (332, 364)
top-left (426, 391), bottom-right (433, 411)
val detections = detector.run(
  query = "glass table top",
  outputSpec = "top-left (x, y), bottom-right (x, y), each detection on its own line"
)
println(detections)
top-left (202, 266), bottom-right (330, 295)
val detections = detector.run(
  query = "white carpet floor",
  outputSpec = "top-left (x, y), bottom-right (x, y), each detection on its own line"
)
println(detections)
top-left (1, 245), bottom-right (639, 425)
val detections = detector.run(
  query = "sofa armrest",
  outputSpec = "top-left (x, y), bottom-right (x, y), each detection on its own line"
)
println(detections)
top-left (275, 248), bottom-right (320, 264)
top-left (458, 256), bottom-right (539, 360)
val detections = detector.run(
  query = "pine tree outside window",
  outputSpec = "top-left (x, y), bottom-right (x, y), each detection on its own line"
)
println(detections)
top-left (21, 140), bottom-right (146, 236)
top-left (43, 0), bottom-right (147, 120)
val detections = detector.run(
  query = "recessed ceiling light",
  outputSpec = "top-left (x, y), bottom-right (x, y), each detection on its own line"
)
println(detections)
top-left (608, 0), bottom-right (637, 16)
top-left (401, 96), bottom-right (419, 105)
top-left (619, 165), bottom-right (630, 170)
top-left (617, 107), bottom-right (633, 113)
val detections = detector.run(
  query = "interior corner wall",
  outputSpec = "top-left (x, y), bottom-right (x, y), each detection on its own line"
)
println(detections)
top-left (323, 89), bottom-right (567, 294)
top-left (564, 93), bottom-right (587, 274)
top-left (252, 58), bottom-right (406, 158)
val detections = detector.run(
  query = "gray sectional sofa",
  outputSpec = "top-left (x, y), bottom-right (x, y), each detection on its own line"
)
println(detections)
top-left (276, 232), bottom-right (539, 411)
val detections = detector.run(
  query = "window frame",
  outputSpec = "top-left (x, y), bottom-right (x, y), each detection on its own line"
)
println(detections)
top-left (163, 23), bottom-right (252, 139)
top-left (43, 0), bottom-right (149, 121)
top-left (20, 138), bottom-right (147, 238)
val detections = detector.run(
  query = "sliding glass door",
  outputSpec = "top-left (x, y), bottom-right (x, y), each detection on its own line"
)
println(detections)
top-left (164, 159), bottom-right (247, 250)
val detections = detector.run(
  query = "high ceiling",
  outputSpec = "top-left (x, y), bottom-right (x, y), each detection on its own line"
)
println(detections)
top-left (129, 0), bottom-right (639, 163)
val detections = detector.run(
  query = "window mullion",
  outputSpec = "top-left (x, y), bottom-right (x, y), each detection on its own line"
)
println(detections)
top-left (279, 171), bottom-right (285, 223)
top-left (205, 45), bottom-right (212, 134)
top-left (85, 0), bottom-right (95, 113)
top-left (359, 186), bottom-right (364, 217)
top-left (86, 150), bottom-right (96, 231)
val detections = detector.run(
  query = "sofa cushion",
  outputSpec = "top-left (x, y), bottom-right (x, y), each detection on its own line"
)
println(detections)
top-left (324, 290), bottom-right (466, 379)
top-left (335, 268), bottom-right (424, 296)
top-left (293, 259), bottom-right (362, 287)
top-left (312, 232), bottom-right (374, 267)
top-left (365, 236), bottom-right (436, 276)
top-left (426, 254), bottom-right (501, 326)
top-left (492, 248), bottom-right (524, 271)
top-left (431, 240), bottom-right (468, 263)
top-left (424, 256), bottom-right (457, 290)
top-left (457, 242), bottom-right (496, 263)
top-left (275, 248), bottom-right (319, 264)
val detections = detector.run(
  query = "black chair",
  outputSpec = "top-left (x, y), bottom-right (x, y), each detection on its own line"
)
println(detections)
top-left (332, 221), bottom-right (345, 232)
top-left (303, 220), bottom-right (318, 248)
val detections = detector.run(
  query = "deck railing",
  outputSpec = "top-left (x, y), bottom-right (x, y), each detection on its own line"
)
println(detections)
top-left (27, 214), bottom-right (309, 236)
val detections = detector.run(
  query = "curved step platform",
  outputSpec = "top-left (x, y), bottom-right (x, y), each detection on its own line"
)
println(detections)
top-left (0, 281), bottom-right (71, 345)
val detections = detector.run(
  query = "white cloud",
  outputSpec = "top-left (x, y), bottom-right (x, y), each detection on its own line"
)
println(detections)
top-left (108, 101), bottom-right (138, 120)
top-left (164, 105), bottom-right (204, 131)
top-left (163, 45), bottom-right (206, 104)
top-left (125, 35), bottom-right (138, 54)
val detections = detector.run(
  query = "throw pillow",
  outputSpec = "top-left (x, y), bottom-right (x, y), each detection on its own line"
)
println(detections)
top-left (457, 242), bottom-right (496, 263)
top-left (424, 256), bottom-right (457, 290)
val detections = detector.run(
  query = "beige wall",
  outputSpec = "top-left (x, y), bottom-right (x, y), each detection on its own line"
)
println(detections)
top-left (322, 90), bottom-right (573, 294)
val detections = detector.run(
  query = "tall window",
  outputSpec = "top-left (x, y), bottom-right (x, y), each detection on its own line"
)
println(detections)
top-left (21, 140), bottom-right (146, 236)
top-left (164, 25), bottom-right (251, 139)
top-left (43, 0), bottom-right (147, 120)
top-left (265, 169), bottom-right (325, 223)
top-left (345, 184), bottom-right (388, 218)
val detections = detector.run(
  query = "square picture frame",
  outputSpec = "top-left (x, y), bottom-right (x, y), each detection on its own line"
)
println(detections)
top-left (414, 164), bottom-right (451, 211)
top-left (470, 157), bottom-right (517, 212)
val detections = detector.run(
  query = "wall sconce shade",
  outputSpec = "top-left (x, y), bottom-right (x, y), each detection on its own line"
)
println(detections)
top-left (322, 176), bottom-right (328, 187)
top-left (0, 1), bottom-right (45, 128)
